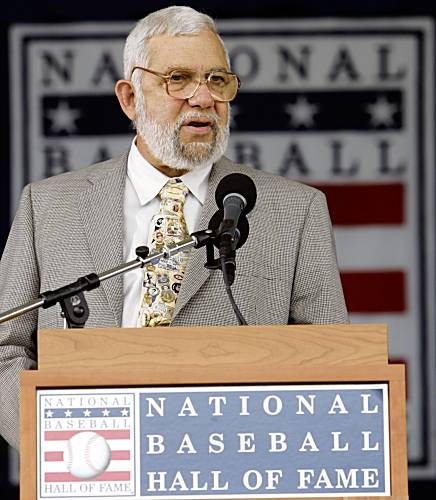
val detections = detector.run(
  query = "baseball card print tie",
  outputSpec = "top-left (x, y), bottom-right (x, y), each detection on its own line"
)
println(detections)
top-left (137, 178), bottom-right (191, 327)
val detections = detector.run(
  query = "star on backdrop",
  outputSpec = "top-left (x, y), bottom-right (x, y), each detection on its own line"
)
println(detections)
top-left (366, 95), bottom-right (399, 128)
top-left (284, 96), bottom-right (319, 128)
top-left (46, 100), bottom-right (81, 134)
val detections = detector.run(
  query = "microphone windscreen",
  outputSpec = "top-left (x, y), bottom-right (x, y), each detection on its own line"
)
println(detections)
top-left (215, 174), bottom-right (257, 214)
top-left (208, 209), bottom-right (250, 249)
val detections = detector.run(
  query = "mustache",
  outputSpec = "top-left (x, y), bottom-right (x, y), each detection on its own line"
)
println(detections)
top-left (175, 111), bottom-right (220, 130)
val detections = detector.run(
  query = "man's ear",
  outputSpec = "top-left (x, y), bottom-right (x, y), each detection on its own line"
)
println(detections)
top-left (114, 80), bottom-right (137, 121)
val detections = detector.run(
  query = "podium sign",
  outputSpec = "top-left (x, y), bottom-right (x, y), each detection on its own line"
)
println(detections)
top-left (37, 384), bottom-right (390, 499)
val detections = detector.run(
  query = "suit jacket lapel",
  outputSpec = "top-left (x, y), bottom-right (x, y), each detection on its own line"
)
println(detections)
top-left (173, 157), bottom-right (236, 319)
top-left (77, 154), bottom-right (128, 326)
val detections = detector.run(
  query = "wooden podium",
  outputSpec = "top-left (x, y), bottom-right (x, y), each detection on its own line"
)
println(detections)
top-left (20, 323), bottom-right (408, 499)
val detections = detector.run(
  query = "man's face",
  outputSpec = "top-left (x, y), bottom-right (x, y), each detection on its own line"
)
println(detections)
top-left (134, 31), bottom-right (230, 172)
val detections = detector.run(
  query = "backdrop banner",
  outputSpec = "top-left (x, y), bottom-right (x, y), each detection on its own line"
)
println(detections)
top-left (9, 18), bottom-right (436, 479)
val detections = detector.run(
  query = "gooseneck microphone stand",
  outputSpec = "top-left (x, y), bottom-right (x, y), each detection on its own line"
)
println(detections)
top-left (0, 227), bottom-right (247, 328)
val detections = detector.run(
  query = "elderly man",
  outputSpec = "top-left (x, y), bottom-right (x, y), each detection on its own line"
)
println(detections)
top-left (0, 6), bottom-right (347, 450)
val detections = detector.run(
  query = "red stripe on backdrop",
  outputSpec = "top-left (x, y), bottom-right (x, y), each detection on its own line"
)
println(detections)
top-left (340, 271), bottom-right (406, 312)
top-left (313, 183), bottom-right (404, 225)
top-left (44, 471), bottom-right (131, 482)
top-left (44, 429), bottom-right (130, 441)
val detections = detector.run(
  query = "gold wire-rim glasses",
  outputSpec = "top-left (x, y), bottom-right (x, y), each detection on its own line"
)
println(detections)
top-left (130, 66), bottom-right (241, 102)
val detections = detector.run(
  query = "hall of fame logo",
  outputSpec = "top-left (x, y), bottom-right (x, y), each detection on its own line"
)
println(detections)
top-left (37, 391), bottom-right (136, 497)
top-left (9, 18), bottom-right (436, 478)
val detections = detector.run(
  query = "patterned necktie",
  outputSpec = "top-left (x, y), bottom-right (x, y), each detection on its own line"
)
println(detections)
top-left (137, 178), bottom-right (191, 327)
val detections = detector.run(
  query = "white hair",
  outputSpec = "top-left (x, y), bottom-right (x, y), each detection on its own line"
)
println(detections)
top-left (123, 6), bottom-right (229, 91)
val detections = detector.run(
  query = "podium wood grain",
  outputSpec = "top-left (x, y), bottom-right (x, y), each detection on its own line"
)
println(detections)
top-left (37, 323), bottom-right (388, 372)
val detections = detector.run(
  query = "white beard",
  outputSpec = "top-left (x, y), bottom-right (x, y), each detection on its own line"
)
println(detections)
top-left (134, 94), bottom-right (229, 172)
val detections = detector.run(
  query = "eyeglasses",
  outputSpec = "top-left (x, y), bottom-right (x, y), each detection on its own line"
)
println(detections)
top-left (130, 66), bottom-right (241, 102)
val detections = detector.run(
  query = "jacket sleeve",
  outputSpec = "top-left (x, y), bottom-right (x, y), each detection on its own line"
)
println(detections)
top-left (0, 184), bottom-right (39, 450)
top-left (290, 190), bottom-right (348, 324)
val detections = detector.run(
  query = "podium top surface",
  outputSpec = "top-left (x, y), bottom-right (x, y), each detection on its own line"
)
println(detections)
top-left (37, 323), bottom-right (388, 374)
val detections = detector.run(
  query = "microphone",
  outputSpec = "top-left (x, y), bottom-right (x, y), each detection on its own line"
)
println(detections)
top-left (214, 174), bottom-right (257, 286)
top-left (215, 173), bottom-right (257, 246)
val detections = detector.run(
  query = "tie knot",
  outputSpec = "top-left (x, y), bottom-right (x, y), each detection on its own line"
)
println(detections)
top-left (159, 178), bottom-right (189, 205)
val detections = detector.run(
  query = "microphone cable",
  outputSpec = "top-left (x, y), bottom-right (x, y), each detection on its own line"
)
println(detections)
top-left (220, 254), bottom-right (247, 326)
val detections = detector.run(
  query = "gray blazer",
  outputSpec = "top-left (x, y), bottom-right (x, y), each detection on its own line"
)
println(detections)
top-left (0, 153), bottom-right (347, 449)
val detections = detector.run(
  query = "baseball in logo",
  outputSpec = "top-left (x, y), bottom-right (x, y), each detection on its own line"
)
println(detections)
top-left (64, 432), bottom-right (112, 480)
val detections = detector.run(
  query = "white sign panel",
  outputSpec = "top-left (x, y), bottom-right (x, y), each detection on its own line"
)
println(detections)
top-left (37, 384), bottom-right (390, 498)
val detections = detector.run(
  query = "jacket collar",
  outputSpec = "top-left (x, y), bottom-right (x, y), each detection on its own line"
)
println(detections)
top-left (173, 156), bottom-right (242, 320)
top-left (77, 153), bottom-right (246, 326)
top-left (77, 153), bottom-right (128, 326)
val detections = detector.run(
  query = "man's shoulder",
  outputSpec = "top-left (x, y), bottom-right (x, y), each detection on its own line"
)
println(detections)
top-left (218, 156), bottom-right (323, 203)
top-left (28, 152), bottom-right (128, 193)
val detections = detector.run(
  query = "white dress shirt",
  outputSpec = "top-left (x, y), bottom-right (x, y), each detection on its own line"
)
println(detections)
top-left (121, 140), bottom-right (212, 327)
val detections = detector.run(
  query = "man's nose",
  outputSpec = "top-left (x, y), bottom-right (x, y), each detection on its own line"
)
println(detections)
top-left (187, 81), bottom-right (215, 108)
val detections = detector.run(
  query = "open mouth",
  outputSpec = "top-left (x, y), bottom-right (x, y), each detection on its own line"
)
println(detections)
top-left (183, 118), bottom-right (214, 129)
top-left (189, 121), bottom-right (210, 127)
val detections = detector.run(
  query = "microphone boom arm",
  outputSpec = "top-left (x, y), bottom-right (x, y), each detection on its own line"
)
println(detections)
top-left (0, 220), bottom-right (248, 328)
top-left (0, 234), bottom-right (210, 327)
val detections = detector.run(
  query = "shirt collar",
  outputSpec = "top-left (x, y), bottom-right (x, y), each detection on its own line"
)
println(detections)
top-left (127, 138), bottom-right (212, 206)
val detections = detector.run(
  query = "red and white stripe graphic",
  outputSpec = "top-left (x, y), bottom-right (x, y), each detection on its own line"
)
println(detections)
top-left (315, 182), bottom-right (407, 314)
top-left (42, 429), bottom-right (132, 483)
